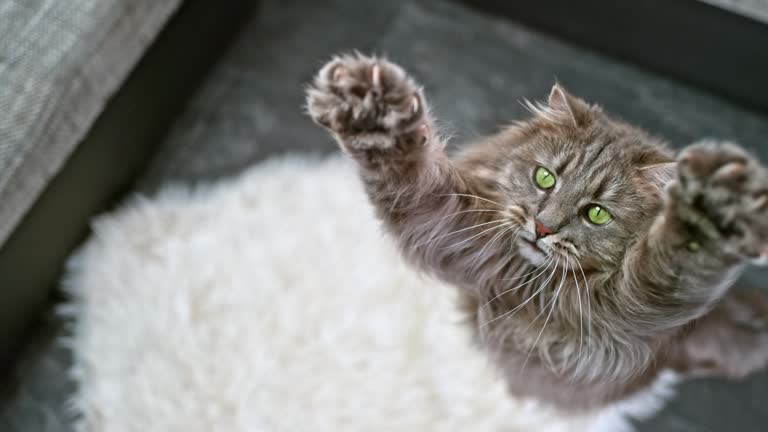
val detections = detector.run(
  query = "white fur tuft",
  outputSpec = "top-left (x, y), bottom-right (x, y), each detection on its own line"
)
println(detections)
top-left (60, 156), bottom-right (673, 431)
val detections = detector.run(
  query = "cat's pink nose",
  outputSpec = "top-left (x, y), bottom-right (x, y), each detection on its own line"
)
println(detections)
top-left (534, 219), bottom-right (555, 239)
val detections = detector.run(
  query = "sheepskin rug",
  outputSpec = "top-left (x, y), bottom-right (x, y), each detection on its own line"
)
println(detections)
top-left (60, 156), bottom-right (676, 432)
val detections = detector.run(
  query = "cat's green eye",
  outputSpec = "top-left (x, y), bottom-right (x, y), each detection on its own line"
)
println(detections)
top-left (587, 205), bottom-right (613, 225)
top-left (534, 166), bottom-right (556, 189)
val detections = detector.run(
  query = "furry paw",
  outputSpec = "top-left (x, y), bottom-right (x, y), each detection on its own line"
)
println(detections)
top-left (668, 141), bottom-right (768, 263)
top-left (306, 54), bottom-right (428, 152)
top-left (677, 290), bottom-right (768, 379)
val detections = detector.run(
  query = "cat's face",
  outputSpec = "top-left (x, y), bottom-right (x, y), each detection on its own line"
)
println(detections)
top-left (464, 86), bottom-right (675, 272)
top-left (506, 136), bottom-right (654, 272)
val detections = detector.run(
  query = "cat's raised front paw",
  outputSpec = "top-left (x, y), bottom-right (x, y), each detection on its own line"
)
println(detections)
top-left (669, 141), bottom-right (768, 263)
top-left (306, 54), bottom-right (428, 152)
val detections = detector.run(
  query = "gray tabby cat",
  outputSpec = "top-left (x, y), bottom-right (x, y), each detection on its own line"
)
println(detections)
top-left (306, 54), bottom-right (768, 413)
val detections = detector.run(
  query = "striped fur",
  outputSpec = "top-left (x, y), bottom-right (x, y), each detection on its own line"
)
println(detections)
top-left (307, 54), bottom-right (768, 414)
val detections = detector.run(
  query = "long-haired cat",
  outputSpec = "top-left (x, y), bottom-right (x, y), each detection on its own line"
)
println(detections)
top-left (306, 54), bottom-right (768, 421)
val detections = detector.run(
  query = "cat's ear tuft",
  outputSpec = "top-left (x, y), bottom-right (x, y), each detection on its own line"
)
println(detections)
top-left (546, 83), bottom-right (592, 127)
top-left (547, 84), bottom-right (571, 110)
top-left (523, 83), bottom-right (594, 127)
top-left (639, 162), bottom-right (677, 193)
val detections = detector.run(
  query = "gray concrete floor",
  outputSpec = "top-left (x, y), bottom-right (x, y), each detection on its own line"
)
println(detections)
top-left (3, 0), bottom-right (768, 430)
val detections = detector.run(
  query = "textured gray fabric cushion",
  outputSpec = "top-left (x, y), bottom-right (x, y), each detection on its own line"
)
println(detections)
top-left (0, 0), bottom-right (181, 246)
top-left (701, 0), bottom-right (768, 23)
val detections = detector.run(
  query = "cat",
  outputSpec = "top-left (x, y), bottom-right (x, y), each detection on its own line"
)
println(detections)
top-left (305, 53), bottom-right (768, 417)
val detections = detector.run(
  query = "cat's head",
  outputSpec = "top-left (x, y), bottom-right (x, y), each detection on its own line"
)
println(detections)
top-left (462, 84), bottom-right (676, 272)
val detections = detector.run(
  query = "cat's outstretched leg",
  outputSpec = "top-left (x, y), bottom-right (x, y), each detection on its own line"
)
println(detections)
top-left (306, 54), bottom-right (506, 281)
top-left (620, 141), bottom-right (768, 330)
top-left (306, 54), bottom-right (434, 169)
top-left (669, 290), bottom-right (768, 379)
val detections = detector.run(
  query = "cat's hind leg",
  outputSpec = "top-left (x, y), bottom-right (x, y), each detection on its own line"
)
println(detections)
top-left (669, 289), bottom-right (768, 379)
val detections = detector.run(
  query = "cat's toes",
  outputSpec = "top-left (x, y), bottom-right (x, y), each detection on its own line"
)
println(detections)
top-left (678, 141), bottom-right (750, 182)
top-left (306, 54), bottom-right (427, 150)
top-left (672, 141), bottom-right (768, 260)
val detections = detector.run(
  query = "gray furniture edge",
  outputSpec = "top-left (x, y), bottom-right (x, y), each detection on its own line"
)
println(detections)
top-left (0, 0), bottom-right (258, 374)
top-left (0, 0), bottom-right (182, 247)
top-left (701, 0), bottom-right (768, 23)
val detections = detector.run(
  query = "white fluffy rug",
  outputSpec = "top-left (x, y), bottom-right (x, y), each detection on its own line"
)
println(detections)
top-left (60, 156), bottom-right (675, 432)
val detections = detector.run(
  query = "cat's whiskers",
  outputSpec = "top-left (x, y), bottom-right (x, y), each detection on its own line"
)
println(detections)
top-left (468, 225), bottom-right (520, 275)
top-left (521, 261), bottom-right (568, 331)
top-left (521, 257), bottom-right (569, 374)
top-left (436, 208), bottom-right (507, 221)
top-left (500, 256), bottom-right (553, 282)
top-left (574, 258), bottom-right (592, 364)
top-left (550, 251), bottom-right (588, 379)
top-left (480, 257), bottom-right (559, 328)
top-left (481, 256), bottom-right (553, 310)
top-left (415, 218), bottom-right (510, 247)
top-left (548, 240), bottom-right (580, 260)
top-left (571, 264), bottom-right (584, 383)
top-left (442, 221), bottom-right (514, 250)
top-left (437, 193), bottom-right (506, 209)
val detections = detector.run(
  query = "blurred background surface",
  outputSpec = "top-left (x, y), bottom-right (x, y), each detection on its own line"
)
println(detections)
top-left (1, 0), bottom-right (767, 430)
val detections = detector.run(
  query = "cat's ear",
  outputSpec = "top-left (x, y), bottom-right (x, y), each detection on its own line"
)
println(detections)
top-left (546, 83), bottom-right (593, 127)
top-left (524, 83), bottom-right (594, 127)
top-left (639, 162), bottom-right (677, 193)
